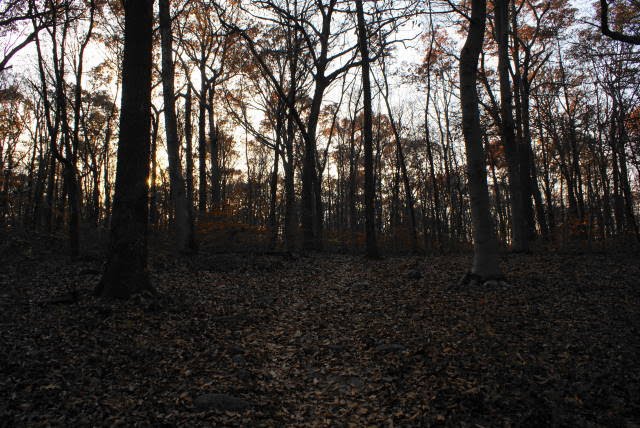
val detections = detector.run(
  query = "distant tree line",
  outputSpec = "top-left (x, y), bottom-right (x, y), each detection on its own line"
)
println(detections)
top-left (0, 0), bottom-right (639, 293)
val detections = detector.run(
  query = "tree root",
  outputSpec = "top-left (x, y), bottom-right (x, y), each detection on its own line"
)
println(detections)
top-left (455, 272), bottom-right (510, 289)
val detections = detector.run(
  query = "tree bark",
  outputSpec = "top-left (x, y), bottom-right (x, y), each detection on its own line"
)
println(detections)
top-left (185, 84), bottom-right (195, 215)
top-left (355, 0), bottom-right (379, 259)
top-left (600, 0), bottom-right (640, 45)
top-left (149, 110), bottom-right (159, 227)
top-left (208, 85), bottom-right (222, 209)
top-left (96, 0), bottom-right (155, 299)
top-left (301, 81), bottom-right (323, 250)
top-left (198, 57), bottom-right (208, 214)
top-left (459, 0), bottom-right (501, 280)
top-left (159, 0), bottom-right (196, 253)
top-left (424, 75), bottom-right (441, 247)
top-left (496, 0), bottom-right (528, 252)
top-left (269, 118), bottom-right (281, 248)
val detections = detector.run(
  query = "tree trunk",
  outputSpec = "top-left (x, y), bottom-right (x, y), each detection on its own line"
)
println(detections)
top-left (348, 112), bottom-right (359, 249)
top-left (159, 0), bottom-right (196, 253)
top-left (535, 111), bottom-right (555, 234)
top-left (269, 124), bottom-right (281, 248)
top-left (185, 84), bottom-right (195, 215)
top-left (103, 118), bottom-right (113, 226)
top-left (615, 104), bottom-right (640, 240)
top-left (496, 0), bottom-right (528, 252)
top-left (149, 111), bottom-right (159, 227)
top-left (96, 0), bottom-right (155, 299)
top-left (208, 85), bottom-right (221, 209)
top-left (301, 81), bottom-right (324, 250)
top-left (459, 0), bottom-right (501, 280)
top-left (514, 85), bottom-right (536, 241)
top-left (512, 11), bottom-right (548, 240)
top-left (355, 0), bottom-right (379, 259)
top-left (31, 143), bottom-right (46, 230)
top-left (283, 104), bottom-right (297, 251)
top-left (282, 22), bottom-right (299, 252)
top-left (425, 89), bottom-right (441, 247)
top-left (198, 59), bottom-right (208, 214)
top-left (486, 132), bottom-right (507, 243)
top-left (45, 154), bottom-right (55, 231)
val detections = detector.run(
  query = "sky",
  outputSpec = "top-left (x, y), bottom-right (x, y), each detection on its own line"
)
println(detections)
top-left (1, 0), bottom-right (599, 176)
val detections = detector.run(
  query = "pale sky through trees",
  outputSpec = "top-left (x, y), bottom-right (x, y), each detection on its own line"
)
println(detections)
top-left (1, 0), bottom-right (638, 251)
top-left (0, 0), bottom-right (595, 175)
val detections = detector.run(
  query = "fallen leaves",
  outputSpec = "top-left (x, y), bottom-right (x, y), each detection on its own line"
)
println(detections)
top-left (1, 244), bottom-right (639, 426)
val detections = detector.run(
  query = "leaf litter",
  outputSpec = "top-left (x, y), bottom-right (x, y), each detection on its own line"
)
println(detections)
top-left (1, 242), bottom-right (639, 426)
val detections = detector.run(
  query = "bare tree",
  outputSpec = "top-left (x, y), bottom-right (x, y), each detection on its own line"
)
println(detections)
top-left (356, 0), bottom-right (379, 259)
top-left (459, 0), bottom-right (502, 282)
top-left (0, 0), bottom-right (58, 73)
top-left (96, 0), bottom-right (154, 299)
top-left (600, 0), bottom-right (640, 45)
top-left (495, 0), bottom-right (528, 252)
top-left (159, 0), bottom-right (196, 253)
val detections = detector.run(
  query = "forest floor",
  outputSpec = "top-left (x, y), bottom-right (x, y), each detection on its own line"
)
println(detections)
top-left (1, 233), bottom-right (640, 427)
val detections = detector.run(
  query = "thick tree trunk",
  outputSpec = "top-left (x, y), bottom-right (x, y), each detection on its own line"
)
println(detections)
top-left (96, 0), bottom-right (155, 299)
top-left (301, 80), bottom-right (324, 250)
top-left (459, 0), bottom-right (501, 280)
top-left (514, 87), bottom-right (536, 241)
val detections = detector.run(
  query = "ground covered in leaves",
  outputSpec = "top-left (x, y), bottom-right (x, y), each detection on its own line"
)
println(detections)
top-left (1, 235), bottom-right (640, 426)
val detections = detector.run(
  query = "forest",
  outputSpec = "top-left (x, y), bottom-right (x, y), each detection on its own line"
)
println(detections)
top-left (1, 0), bottom-right (639, 425)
